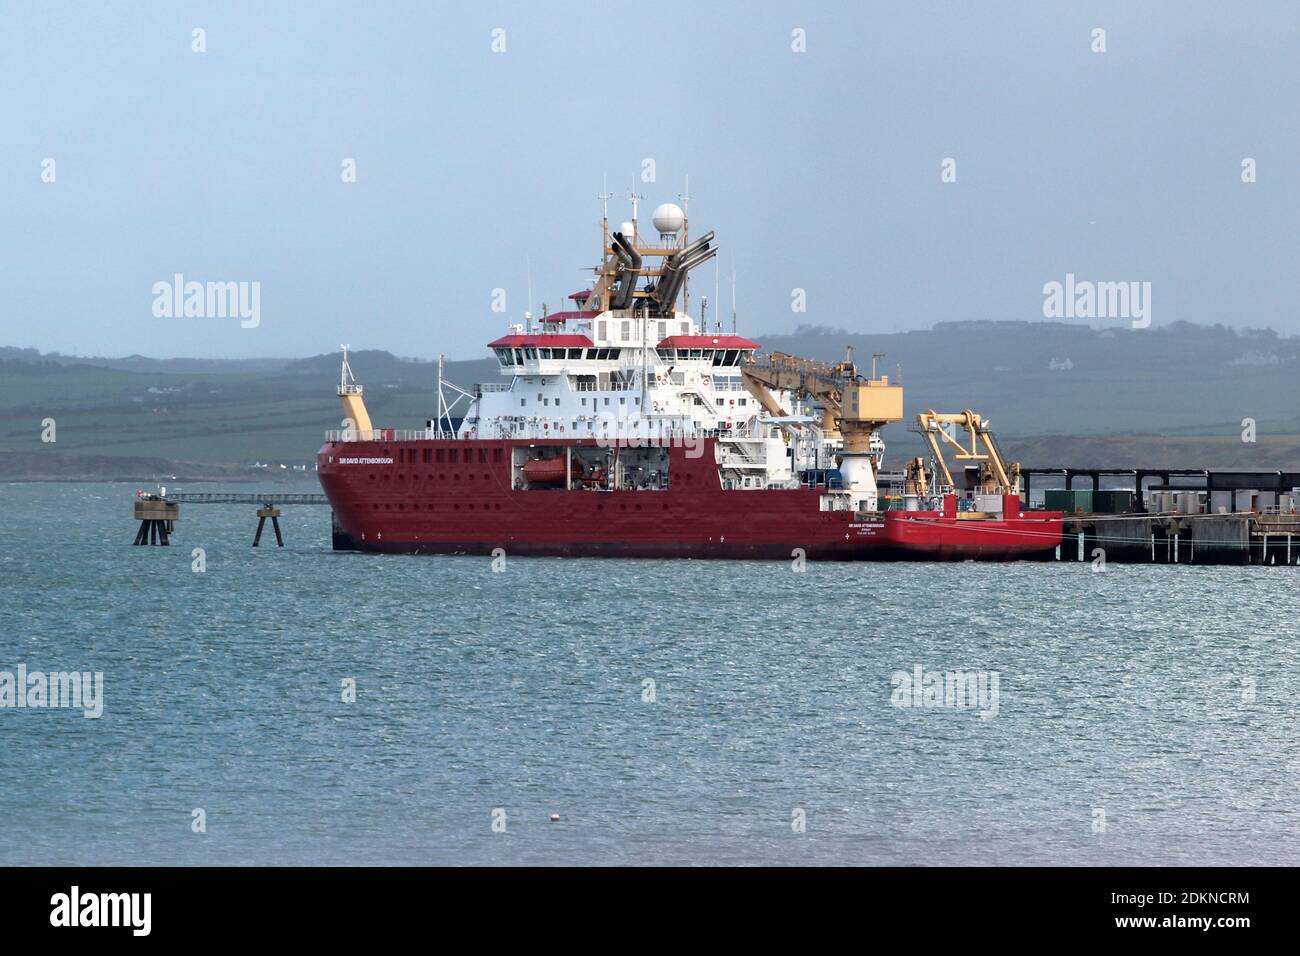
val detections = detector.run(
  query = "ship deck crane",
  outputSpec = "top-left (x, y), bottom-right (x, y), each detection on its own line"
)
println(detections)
top-left (742, 350), bottom-right (903, 509)
top-left (337, 345), bottom-right (374, 439)
top-left (914, 409), bottom-right (1021, 495)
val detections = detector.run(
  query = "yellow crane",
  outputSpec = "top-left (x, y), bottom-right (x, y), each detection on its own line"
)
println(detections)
top-left (742, 349), bottom-right (903, 509)
top-left (914, 409), bottom-right (1020, 495)
top-left (337, 346), bottom-right (374, 438)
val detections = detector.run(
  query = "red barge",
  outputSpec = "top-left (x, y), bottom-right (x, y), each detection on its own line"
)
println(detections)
top-left (318, 198), bottom-right (1062, 561)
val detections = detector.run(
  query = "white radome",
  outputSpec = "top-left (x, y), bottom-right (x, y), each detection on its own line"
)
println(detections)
top-left (619, 221), bottom-right (635, 240)
top-left (652, 203), bottom-right (685, 235)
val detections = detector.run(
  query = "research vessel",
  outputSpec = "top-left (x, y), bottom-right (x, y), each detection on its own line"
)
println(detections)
top-left (317, 198), bottom-right (1063, 559)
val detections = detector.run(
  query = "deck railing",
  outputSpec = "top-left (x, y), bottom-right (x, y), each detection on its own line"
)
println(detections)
top-left (324, 423), bottom-right (766, 444)
top-left (324, 428), bottom-right (461, 442)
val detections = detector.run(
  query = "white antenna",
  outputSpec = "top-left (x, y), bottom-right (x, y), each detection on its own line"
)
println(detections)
top-left (526, 256), bottom-right (534, 318)
top-left (714, 256), bottom-right (721, 333)
top-left (730, 258), bottom-right (737, 334)
top-left (599, 176), bottom-right (612, 254)
top-left (339, 344), bottom-right (359, 393)
top-left (628, 186), bottom-right (642, 234)
top-left (678, 175), bottom-right (691, 311)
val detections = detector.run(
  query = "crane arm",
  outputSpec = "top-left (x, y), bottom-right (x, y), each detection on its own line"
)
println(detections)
top-left (915, 409), bottom-right (1019, 494)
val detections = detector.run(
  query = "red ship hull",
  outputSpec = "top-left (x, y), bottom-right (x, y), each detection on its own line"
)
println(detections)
top-left (317, 437), bottom-right (1063, 561)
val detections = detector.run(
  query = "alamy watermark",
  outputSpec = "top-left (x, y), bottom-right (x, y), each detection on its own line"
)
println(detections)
top-left (891, 665), bottom-right (1000, 719)
top-left (593, 426), bottom-right (705, 457)
top-left (1043, 273), bottom-right (1150, 329)
top-left (1, 665), bottom-right (103, 718)
top-left (152, 274), bottom-right (260, 328)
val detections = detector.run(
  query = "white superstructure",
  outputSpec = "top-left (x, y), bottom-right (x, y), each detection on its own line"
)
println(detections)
top-left (444, 198), bottom-right (890, 496)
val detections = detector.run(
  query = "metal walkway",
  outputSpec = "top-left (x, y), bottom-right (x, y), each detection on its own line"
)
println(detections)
top-left (162, 493), bottom-right (329, 505)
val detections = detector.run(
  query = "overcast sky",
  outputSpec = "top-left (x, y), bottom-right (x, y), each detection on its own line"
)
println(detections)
top-left (2, 1), bottom-right (1297, 359)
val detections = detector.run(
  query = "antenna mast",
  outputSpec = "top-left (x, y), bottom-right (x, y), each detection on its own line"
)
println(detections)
top-left (628, 186), bottom-right (642, 239)
top-left (599, 176), bottom-right (611, 257)
top-left (714, 256), bottom-right (721, 332)
top-left (526, 256), bottom-right (535, 327)
top-left (679, 177), bottom-right (691, 315)
top-left (730, 259), bottom-right (737, 334)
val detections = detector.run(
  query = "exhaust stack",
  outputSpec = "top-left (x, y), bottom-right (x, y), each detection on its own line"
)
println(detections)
top-left (609, 232), bottom-right (642, 311)
top-left (653, 230), bottom-right (716, 315)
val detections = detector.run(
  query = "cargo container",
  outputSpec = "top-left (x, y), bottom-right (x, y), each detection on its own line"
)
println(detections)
top-left (1093, 490), bottom-right (1136, 513)
top-left (1044, 489), bottom-right (1092, 513)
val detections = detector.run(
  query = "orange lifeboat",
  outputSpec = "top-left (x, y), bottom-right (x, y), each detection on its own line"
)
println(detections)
top-left (523, 458), bottom-right (582, 485)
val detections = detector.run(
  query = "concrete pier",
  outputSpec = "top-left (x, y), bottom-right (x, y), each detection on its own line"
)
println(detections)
top-left (1061, 512), bottom-right (1296, 565)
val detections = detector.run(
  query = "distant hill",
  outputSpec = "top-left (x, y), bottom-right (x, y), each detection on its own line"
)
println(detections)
top-left (754, 320), bottom-right (1300, 437)
top-left (2, 320), bottom-right (1297, 478)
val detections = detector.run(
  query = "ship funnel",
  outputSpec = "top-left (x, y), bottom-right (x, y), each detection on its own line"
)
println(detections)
top-left (655, 235), bottom-right (717, 314)
top-left (610, 231), bottom-right (641, 311)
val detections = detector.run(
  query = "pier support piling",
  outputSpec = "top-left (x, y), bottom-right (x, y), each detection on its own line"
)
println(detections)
top-left (132, 498), bottom-right (179, 546)
top-left (253, 506), bottom-right (284, 547)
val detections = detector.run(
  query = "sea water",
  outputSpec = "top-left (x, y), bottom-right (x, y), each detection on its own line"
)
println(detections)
top-left (1, 482), bottom-right (1297, 865)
